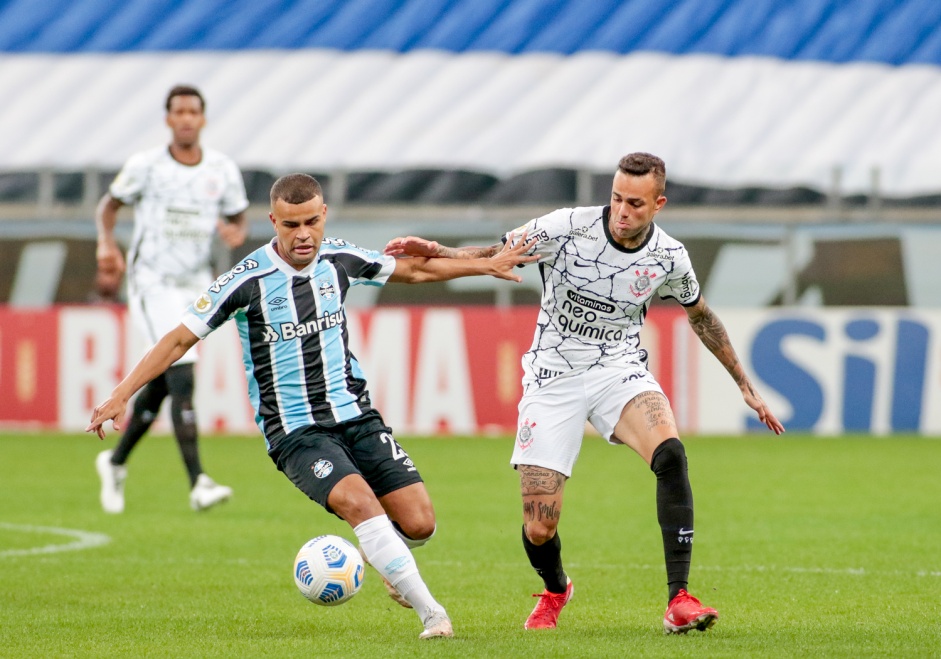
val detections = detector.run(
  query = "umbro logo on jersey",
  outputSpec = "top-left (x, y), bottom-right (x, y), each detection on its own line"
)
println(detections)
top-left (269, 297), bottom-right (287, 306)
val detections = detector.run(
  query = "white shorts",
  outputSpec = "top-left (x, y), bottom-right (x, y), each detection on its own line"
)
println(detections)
top-left (128, 283), bottom-right (202, 364)
top-left (511, 365), bottom-right (663, 477)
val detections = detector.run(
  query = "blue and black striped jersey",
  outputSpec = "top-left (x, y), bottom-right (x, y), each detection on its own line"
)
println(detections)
top-left (182, 237), bottom-right (396, 451)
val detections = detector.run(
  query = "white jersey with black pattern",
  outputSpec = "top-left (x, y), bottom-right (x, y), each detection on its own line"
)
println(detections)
top-left (111, 145), bottom-right (249, 291)
top-left (506, 205), bottom-right (701, 385)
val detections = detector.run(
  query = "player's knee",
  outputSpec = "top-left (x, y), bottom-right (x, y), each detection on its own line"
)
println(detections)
top-left (524, 519), bottom-right (558, 546)
top-left (393, 518), bottom-right (436, 548)
top-left (393, 507), bottom-right (437, 541)
top-left (650, 437), bottom-right (687, 476)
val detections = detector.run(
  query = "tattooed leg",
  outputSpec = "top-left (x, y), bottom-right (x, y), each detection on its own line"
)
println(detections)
top-left (614, 391), bottom-right (681, 465)
top-left (519, 464), bottom-right (568, 593)
top-left (519, 464), bottom-right (566, 543)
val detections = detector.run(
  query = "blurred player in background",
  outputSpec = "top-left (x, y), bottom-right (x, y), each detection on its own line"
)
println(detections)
top-left (87, 174), bottom-right (537, 639)
top-left (94, 85), bottom-right (249, 513)
top-left (384, 152), bottom-right (785, 634)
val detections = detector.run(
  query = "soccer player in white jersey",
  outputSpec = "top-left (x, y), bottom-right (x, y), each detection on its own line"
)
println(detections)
top-left (93, 85), bottom-right (249, 514)
top-left (86, 174), bottom-right (537, 640)
top-left (384, 152), bottom-right (786, 634)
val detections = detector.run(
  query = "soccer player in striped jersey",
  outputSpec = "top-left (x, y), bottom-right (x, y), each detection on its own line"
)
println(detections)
top-left (384, 153), bottom-right (785, 634)
top-left (94, 85), bottom-right (249, 514)
top-left (86, 173), bottom-right (537, 640)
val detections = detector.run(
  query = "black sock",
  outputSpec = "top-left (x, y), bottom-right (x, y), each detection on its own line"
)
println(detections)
top-left (650, 438), bottom-right (694, 602)
top-left (166, 364), bottom-right (202, 488)
top-left (111, 376), bottom-right (167, 464)
top-left (522, 526), bottom-right (567, 593)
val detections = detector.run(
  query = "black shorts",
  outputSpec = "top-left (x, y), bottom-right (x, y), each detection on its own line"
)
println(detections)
top-left (269, 410), bottom-right (423, 516)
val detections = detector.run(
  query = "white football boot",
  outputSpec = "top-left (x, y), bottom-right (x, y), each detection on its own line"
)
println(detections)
top-left (189, 474), bottom-right (233, 511)
top-left (418, 609), bottom-right (453, 640)
top-left (95, 449), bottom-right (127, 514)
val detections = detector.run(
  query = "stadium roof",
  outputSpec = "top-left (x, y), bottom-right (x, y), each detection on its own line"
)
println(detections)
top-left (1, 0), bottom-right (940, 196)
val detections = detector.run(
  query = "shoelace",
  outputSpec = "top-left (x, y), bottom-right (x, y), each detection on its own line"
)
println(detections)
top-left (531, 591), bottom-right (567, 605)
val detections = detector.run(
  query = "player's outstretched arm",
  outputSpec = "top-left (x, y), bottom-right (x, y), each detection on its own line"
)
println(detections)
top-left (685, 297), bottom-right (785, 435)
top-left (86, 324), bottom-right (200, 439)
top-left (384, 236), bottom-right (501, 259)
top-left (388, 233), bottom-right (537, 284)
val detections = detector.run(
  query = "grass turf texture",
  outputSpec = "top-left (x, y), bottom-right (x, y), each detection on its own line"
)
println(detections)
top-left (1, 433), bottom-right (939, 658)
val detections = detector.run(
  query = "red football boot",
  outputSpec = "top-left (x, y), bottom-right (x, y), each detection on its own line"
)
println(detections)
top-left (663, 589), bottom-right (719, 634)
top-left (524, 577), bottom-right (574, 629)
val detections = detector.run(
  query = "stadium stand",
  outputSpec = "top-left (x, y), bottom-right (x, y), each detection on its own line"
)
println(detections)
top-left (1, 0), bottom-right (941, 204)
top-left (1, 0), bottom-right (940, 307)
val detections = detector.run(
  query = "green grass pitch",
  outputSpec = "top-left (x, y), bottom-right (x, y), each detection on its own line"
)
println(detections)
top-left (1, 432), bottom-right (939, 657)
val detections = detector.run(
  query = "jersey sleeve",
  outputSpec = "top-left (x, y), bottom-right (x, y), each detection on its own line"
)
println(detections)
top-left (108, 152), bottom-right (150, 204)
top-left (181, 257), bottom-right (262, 338)
top-left (321, 238), bottom-right (396, 286)
top-left (502, 208), bottom-right (571, 262)
top-left (657, 246), bottom-right (701, 306)
top-left (220, 156), bottom-right (249, 217)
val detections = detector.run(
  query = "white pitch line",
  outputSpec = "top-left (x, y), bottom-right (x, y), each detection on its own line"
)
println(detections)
top-left (424, 560), bottom-right (941, 578)
top-left (0, 523), bottom-right (111, 557)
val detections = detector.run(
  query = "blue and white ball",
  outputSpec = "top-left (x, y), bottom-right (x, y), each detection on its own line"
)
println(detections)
top-left (293, 535), bottom-right (365, 606)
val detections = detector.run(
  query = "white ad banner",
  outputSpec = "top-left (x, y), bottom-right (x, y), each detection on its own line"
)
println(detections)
top-left (698, 309), bottom-right (940, 435)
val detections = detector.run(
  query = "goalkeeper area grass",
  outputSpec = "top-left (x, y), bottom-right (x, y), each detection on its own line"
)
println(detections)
top-left (1, 432), bottom-right (939, 657)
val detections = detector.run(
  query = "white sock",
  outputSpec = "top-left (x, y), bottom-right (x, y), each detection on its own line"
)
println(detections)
top-left (354, 515), bottom-right (446, 623)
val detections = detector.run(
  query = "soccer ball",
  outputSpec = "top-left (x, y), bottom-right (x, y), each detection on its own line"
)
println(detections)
top-left (293, 535), bottom-right (365, 606)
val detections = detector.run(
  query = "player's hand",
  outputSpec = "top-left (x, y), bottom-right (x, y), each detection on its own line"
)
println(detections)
top-left (384, 236), bottom-right (442, 258)
top-left (86, 396), bottom-right (128, 440)
top-left (94, 268), bottom-right (123, 299)
top-left (743, 389), bottom-right (785, 435)
top-left (217, 218), bottom-right (248, 248)
top-left (488, 232), bottom-right (538, 282)
top-left (95, 242), bottom-right (126, 298)
top-left (96, 243), bottom-right (126, 275)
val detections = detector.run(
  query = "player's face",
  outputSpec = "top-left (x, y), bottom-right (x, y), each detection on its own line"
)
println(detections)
top-left (269, 196), bottom-right (327, 270)
top-left (608, 171), bottom-right (667, 247)
top-left (165, 95), bottom-right (205, 148)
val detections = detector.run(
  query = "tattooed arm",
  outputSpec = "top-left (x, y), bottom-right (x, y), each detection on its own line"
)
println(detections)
top-left (685, 297), bottom-right (785, 435)
top-left (384, 236), bottom-right (502, 259)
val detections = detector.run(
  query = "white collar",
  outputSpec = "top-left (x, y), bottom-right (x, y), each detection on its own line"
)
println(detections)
top-left (265, 239), bottom-right (319, 278)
